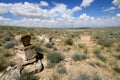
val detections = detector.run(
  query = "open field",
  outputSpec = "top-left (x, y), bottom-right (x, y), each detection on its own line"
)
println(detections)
top-left (0, 26), bottom-right (120, 80)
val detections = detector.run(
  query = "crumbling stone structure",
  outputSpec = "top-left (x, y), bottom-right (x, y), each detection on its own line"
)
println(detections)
top-left (15, 34), bottom-right (43, 73)
top-left (0, 34), bottom-right (43, 80)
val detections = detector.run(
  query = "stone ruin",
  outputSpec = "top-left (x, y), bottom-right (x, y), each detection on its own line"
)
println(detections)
top-left (80, 35), bottom-right (91, 42)
top-left (0, 34), bottom-right (43, 80)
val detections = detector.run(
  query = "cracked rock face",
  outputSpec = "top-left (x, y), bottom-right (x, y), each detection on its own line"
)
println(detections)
top-left (0, 34), bottom-right (44, 80)
top-left (0, 67), bottom-right (21, 80)
top-left (15, 34), bottom-right (43, 73)
top-left (23, 60), bottom-right (43, 73)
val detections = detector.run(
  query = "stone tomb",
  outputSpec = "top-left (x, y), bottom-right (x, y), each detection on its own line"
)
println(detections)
top-left (80, 35), bottom-right (92, 43)
top-left (0, 34), bottom-right (43, 80)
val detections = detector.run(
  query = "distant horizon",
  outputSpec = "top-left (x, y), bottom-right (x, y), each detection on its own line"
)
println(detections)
top-left (0, 25), bottom-right (120, 29)
top-left (0, 0), bottom-right (120, 28)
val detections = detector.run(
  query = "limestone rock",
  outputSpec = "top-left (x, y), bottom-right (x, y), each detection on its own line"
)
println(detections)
top-left (15, 49), bottom-right (26, 65)
top-left (24, 45), bottom-right (37, 61)
top-left (23, 60), bottom-right (43, 73)
top-left (0, 67), bottom-right (21, 80)
top-left (64, 57), bottom-right (72, 62)
top-left (42, 60), bottom-right (48, 68)
top-left (15, 35), bottom-right (21, 42)
top-left (45, 38), bottom-right (50, 43)
top-left (39, 78), bottom-right (51, 80)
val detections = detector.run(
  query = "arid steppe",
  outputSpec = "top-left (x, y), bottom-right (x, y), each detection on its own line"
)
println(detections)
top-left (0, 26), bottom-right (120, 80)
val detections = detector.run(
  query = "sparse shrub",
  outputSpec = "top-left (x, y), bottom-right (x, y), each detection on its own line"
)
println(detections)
top-left (51, 73), bottom-right (59, 80)
top-left (65, 37), bottom-right (73, 45)
top-left (3, 36), bottom-right (11, 41)
top-left (113, 54), bottom-right (120, 60)
top-left (72, 53), bottom-right (81, 61)
top-left (95, 62), bottom-right (101, 67)
top-left (0, 57), bottom-right (8, 71)
top-left (94, 49), bottom-right (107, 62)
top-left (113, 66), bottom-right (120, 73)
top-left (47, 52), bottom-right (64, 63)
top-left (116, 46), bottom-right (120, 52)
top-left (16, 71), bottom-right (38, 80)
top-left (116, 44), bottom-right (120, 51)
top-left (0, 56), bottom-right (16, 71)
top-left (3, 51), bottom-right (12, 57)
top-left (35, 43), bottom-right (44, 52)
top-left (78, 43), bottom-right (85, 48)
top-left (9, 61), bottom-right (16, 67)
top-left (71, 34), bottom-right (75, 38)
top-left (4, 41), bottom-right (17, 49)
top-left (93, 48), bottom-right (101, 55)
top-left (72, 53), bottom-right (87, 61)
top-left (97, 54), bottom-right (107, 62)
top-left (82, 54), bottom-right (88, 60)
top-left (93, 74), bottom-right (102, 80)
top-left (88, 62), bottom-right (96, 67)
top-left (47, 61), bottom-right (55, 68)
top-left (46, 42), bottom-right (53, 48)
top-left (118, 55), bottom-right (120, 60)
top-left (53, 47), bottom-right (58, 51)
top-left (64, 47), bottom-right (71, 52)
top-left (74, 72), bottom-right (90, 80)
top-left (56, 63), bottom-right (67, 74)
top-left (97, 35), bottom-right (114, 47)
top-left (84, 48), bottom-right (88, 53)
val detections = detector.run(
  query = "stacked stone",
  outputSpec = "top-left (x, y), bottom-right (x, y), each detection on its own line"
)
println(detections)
top-left (15, 34), bottom-right (43, 73)
top-left (0, 34), bottom-right (43, 80)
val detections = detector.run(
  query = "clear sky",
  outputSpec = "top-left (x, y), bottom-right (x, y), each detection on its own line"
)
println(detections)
top-left (0, 0), bottom-right (120, 28)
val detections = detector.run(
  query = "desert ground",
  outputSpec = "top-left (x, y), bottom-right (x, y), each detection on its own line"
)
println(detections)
top-left (0, 26), bottom-right (120, 80)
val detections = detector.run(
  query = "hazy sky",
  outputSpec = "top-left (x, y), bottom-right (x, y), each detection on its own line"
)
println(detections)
top-left (0, 0), bottom-right (120, 28)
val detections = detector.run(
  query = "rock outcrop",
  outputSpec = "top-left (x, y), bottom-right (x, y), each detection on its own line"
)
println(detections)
top-left (0, 67), bottom-right (21, 80)
top-left (0, 34), bottom-right (44, 80)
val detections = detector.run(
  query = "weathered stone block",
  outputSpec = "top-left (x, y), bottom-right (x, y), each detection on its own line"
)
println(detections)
top-left (24, 45), bottom-right (37, 61)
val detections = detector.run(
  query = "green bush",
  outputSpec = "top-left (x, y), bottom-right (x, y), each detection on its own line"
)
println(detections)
top-left (74, 72), bottom-right (90, 80)
top-left (16, 71), bottom-right (38, 80)
top-left (113, 66), bottom-right (120, 73)
top-left (64, 47), bottom-right (71, 52)
top-left (94, 49), bottom-right (107, 62)
top-left (56, 63), bottom-right (67, 74)
top-left (51, 73), bottom-right (59, 80)
top-left (0, 57), bottom-right (9, 71)
top-left (46, 42), bottom-right (53, 48)
top-left (4, 41), bottom-right (17, 49)
top-left (53, 47), bottom-right (58, 51)
top-left (117, 55), bottom-right (120, 60)
top-left (97, 54), bottom-right (107, 62)
top-left (78, 43), bottom-right (85, 48)
top-left (65, 37), bottom-right (73, 45)
top-left (3, 36), bottom-right (11, 41)
top-left (72, 53), bottom-right (87, 61)
top-left (93, 74), bottom-right (102, 80)
top-left (93, 49), bottom-right (101, 55)
top-left (35, 43), bottom-right (44, 52)
top-left (88, 62), bottom-right (96, 67)
top-left (47, 52), bottom-right (64, 63)
top-left (97, 35), bottom-right (114, 47)
top-left (47, 61), bottom-right (56, 68)
top-left (84, 48), bottom-right (88, 53)
top-left (116, 45), bottom-right (120, 52)
top-left (9, 61), bottom-right (16, 67)
top-left (3, 51), bottom-right (12, 57)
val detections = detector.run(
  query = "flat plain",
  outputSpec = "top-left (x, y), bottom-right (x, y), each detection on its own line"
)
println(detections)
top-left (0, 26), bottom-right (120, 80)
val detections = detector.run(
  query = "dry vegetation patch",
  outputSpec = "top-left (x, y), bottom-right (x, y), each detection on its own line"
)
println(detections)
top-left (0, 26), bottom-right (120, 80)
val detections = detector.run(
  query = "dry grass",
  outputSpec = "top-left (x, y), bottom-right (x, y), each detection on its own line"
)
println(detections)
top-left (0, 26), bottom-right (120, 80)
